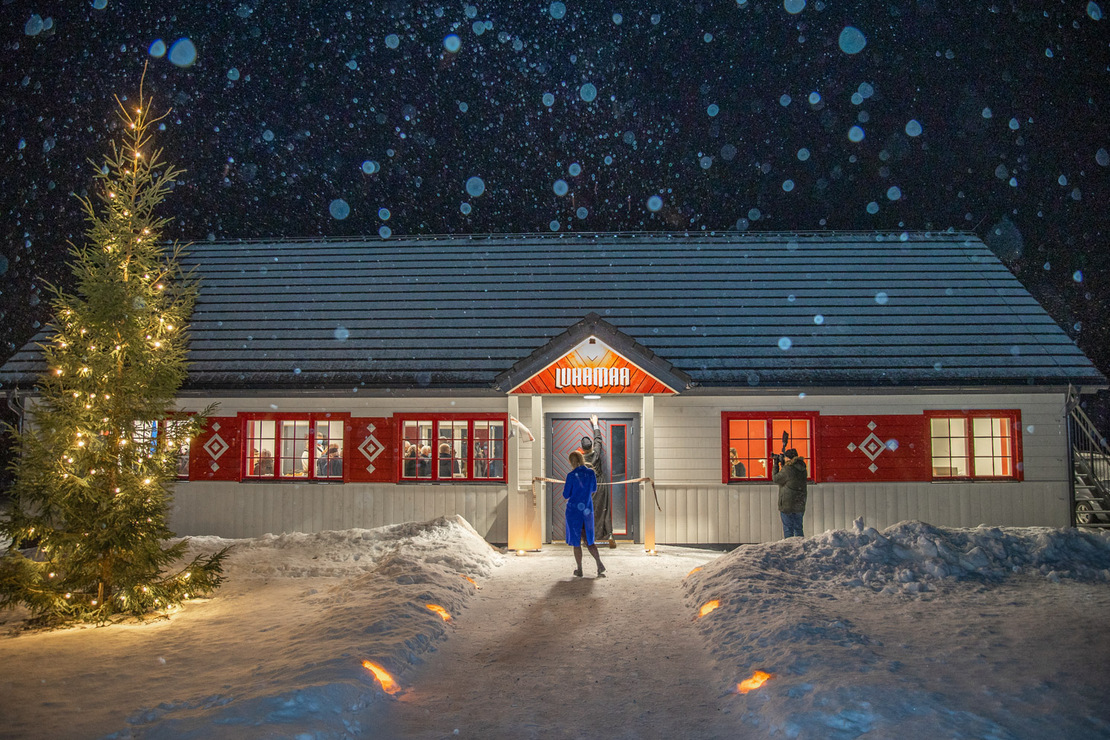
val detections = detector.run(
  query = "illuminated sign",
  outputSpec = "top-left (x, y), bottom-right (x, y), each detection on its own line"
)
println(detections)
top-left (510, 338), bottom-right (676, 395)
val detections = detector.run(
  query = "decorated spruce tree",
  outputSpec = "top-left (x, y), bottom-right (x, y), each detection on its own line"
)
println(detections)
top-left (0, 80), bottom-right (226, 624)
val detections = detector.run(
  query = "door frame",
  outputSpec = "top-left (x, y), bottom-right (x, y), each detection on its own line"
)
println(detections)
top-left (545, 412), bottom-right (641, 544)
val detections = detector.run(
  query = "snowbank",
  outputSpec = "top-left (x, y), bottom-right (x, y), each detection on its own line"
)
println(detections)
top-left (109, 516), bottom-right (503, 739)
top-left (690, 518), bottom-right (1110, 599)
top-left (684, 521), bottom-right (1110, 739)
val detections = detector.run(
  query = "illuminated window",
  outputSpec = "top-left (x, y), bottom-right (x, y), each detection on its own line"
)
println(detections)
top-left (243, 413), bottom-right (347, 481)
top-left (398, 414), bottom-right (506, 482)
top-left (928, 411), bottom-right (1020, 479)
top-left (722, 412), bottom-right (815, 482)
top-left (131, 417), bottom-right (192, 479)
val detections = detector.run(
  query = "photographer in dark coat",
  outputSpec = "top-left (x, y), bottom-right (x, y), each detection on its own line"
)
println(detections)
top-left (772, 448), bottom-right (808, 538)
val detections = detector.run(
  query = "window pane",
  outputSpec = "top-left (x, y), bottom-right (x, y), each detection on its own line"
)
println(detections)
top-left (132, 420), bottom-right (157, 459)
top-left (402, 420), bottom-right (433, 479)
top-left (438, 421), bottom-right (468, 479)
top-left (930, 417), bottom-right (967, 477)
top-left (772, 418), bottom-right (812, 473)
top-left (280, 420), bottom-right (309, 477)
top-left (727, 418), bottom-right (767, 479)
top-left (248, 420), bottom-right (276, 477)
top-left (487, 422), bottom-right (505, 479)
top-left (472, 420), bottom-right (505, 479)
top-left (165, 419), bottom-right (192, 478)
top-left (972, 417), bottom-right (1012, 477)
top-left (315, 419), bottom-right (344, 479)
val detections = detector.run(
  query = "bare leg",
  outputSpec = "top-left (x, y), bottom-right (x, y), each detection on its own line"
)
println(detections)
top-left (572, 546), bottom-right (583, 577)
top-left (586, 544), bottom-right (606, 577)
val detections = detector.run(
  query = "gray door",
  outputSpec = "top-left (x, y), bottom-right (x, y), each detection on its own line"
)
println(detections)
top-left (547, 414), bottom-right (639, 544)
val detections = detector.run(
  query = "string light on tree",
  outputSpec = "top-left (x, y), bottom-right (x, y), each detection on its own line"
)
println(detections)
top-left (0, 68), bottom-right (227, 626)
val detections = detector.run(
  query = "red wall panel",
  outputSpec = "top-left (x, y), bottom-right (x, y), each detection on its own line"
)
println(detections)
top-left (345, 416), bottom-right (395, 483)
top-left (817, 414), bottom-right (931, 482)
top-left (188, 416), bottom-right (243, 481)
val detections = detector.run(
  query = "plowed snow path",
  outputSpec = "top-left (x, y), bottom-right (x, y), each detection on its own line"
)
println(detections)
top-left (376, 546), bottom-right (742, 739)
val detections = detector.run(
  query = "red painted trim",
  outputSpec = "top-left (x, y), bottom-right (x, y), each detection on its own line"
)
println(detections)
top-left (923, 409), bottom-right (1024, 481)
top-left (240, 412), bottom-right (352, 482)
top-left (610, 423), bottom-right (630, 535)
top-left (721, 411), bottom-right (819, 483)
top-left (346, 417), bottom-right (396, 483)
top-left (394, 413), bottom-right (509, 483)
top-left (816, 414), bottom-right (933, 482)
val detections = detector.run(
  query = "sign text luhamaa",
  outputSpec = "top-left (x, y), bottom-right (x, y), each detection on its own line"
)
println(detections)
top-left (510, 338), bottom-right (675, 395)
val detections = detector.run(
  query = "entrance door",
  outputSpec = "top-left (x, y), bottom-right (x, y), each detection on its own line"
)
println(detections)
top-left (547, 414), bottom-right (639, 544)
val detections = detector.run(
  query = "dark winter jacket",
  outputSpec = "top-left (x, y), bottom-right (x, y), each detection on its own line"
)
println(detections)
top-left (772, 455), bottom-right (808, 514)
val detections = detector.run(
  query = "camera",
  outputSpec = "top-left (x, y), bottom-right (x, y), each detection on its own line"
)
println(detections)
top-left (772, 453), bottom-right (785, 466)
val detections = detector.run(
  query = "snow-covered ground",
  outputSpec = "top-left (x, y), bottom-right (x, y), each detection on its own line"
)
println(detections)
top-left (0, 517), bottom-right (1108, 739)
top-left (685, 519), bottom-right (1110, 739)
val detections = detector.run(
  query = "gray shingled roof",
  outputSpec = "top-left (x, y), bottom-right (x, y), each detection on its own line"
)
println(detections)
top-left (1, 232), bottom-right (1105, 393)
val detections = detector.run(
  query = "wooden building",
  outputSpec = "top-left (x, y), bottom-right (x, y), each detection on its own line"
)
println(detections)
top-left (3, 232), bottom-right (1106, 548)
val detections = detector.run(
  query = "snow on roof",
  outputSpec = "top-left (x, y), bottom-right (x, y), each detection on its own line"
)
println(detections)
top-left (1, 231), bottom-right (1105, 392)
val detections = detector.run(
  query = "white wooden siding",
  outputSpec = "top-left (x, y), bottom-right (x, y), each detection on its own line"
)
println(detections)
top-left (169, 391), bottom-right (1073, 545)
top-left (651, 391), bottom-right (1072, 543)
top-left (655, 482), bottom-right (1070, 544)
top-left (171, 483), bottom-right (508, 541)
top-left (652, 391), bottom-right (1069, 486)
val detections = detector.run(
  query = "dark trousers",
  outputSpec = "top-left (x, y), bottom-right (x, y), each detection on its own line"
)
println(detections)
top-left (780, 512), bottom-right (805, 538)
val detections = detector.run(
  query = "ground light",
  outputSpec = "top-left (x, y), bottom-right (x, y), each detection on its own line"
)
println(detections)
top-left (425, 604), bottom-right (451, 621)
top-left (737, 670), bottom-right (772, 694)
top-left (362, 660), bottom-right (401, 695)
top-left (697, 600), bottom-right (720, 618)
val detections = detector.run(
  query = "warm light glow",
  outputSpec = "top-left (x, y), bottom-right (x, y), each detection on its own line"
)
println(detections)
top-left (362, 660), bottom-right (401, 694)
top-left (737, 670), bottom-right (772, 694)
top-left (687, 566), bottom-right (703, 577)
top-left (698, 600), bottom-right (720, 618)
top-left (425, 604), bottom-right (452, 621)
top-left (516, 550), bottom-right (526, 556)
top-left (460, 575), bottom-right (479, 589)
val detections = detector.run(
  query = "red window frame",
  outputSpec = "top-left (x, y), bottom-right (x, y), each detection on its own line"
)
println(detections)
top-left (241, 412), bottom-right (351, 482)
top-left (721, 411), bottom-right (818, 483)
top-left (924, 410), bottom-right (1023, 481)
top-left (396, 413), bottom-right (508, 483)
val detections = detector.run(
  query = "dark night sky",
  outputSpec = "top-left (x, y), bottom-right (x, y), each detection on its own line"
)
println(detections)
top-left (2, 0), bottom-right (1108, 377)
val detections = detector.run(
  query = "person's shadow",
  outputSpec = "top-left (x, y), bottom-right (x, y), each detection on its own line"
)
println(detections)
top-left (474, 577), bottom-right (604, 670)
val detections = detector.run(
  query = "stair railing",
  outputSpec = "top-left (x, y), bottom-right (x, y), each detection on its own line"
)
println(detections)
top-left (1067, 398), bottom-right (1110, 527)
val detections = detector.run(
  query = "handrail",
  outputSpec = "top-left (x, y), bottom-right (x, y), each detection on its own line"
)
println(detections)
top-left (1069, 401), bottom-right (1110, 526)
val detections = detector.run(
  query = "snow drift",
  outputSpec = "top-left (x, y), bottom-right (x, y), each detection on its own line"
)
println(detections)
top-left (684, 520), bottom-right (1110, 739)
top-left (110, 515), bottom-right (503, 739)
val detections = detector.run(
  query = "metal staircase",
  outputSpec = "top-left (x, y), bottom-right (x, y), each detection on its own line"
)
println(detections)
top-left (1068, 397), bottom-right (1110, 528)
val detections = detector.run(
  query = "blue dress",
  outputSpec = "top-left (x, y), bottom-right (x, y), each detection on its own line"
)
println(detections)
top-left (563, 465), bottom-right (598, 546)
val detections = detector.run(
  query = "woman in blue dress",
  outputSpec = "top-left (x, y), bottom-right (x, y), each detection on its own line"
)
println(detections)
top-left (563, 450), bottom-right (607, 578)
